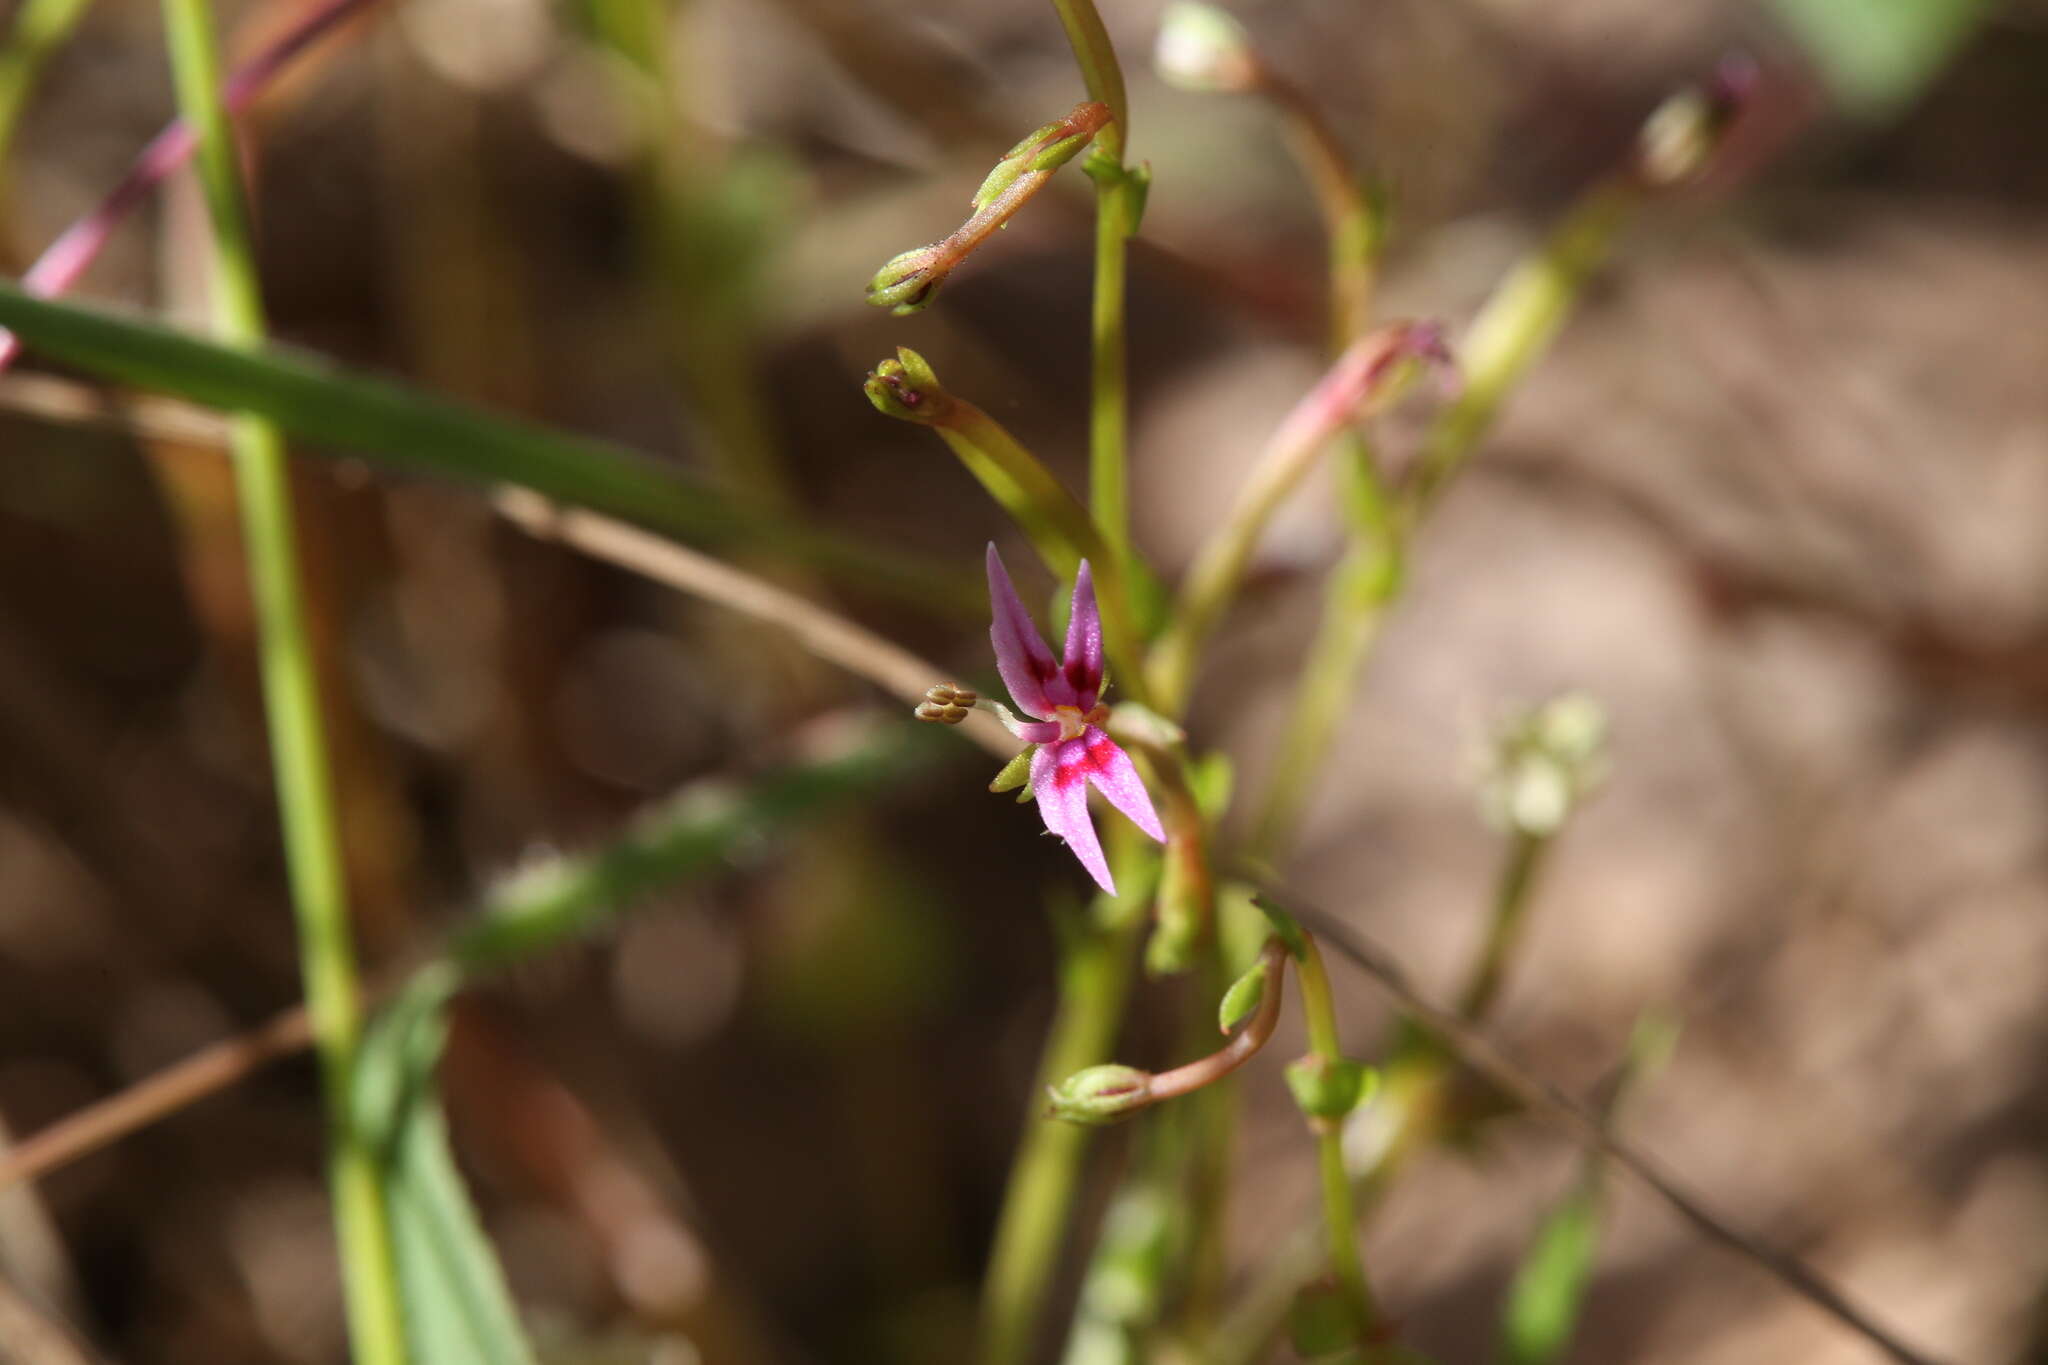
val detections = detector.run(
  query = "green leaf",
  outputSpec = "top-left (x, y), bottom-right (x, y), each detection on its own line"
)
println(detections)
top-left (357, 973), bottom-right (536, 1365)
top-left (1498, 1183), bottom-right (1601, 1365)
top-left (0, 284), bottom-right (962, 609)
top-left (1767, 0), bottom-right (1994, 115)
top-left (1216, 958), bottom-right (1268, 1034)
top-left (452, 725), bottom-right (935, 974)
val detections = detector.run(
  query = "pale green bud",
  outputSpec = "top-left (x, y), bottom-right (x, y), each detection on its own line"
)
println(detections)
top-left (865, 245), bottom-right (949, 316)
top-left (1047, 1064), bottom-right (1153, 1125)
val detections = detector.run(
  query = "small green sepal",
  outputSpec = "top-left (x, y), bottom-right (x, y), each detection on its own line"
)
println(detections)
top-left (990, 747), bottom-right (1035, 793)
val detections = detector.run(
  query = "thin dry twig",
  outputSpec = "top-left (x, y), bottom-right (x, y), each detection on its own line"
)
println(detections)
top-left (0, 1006), bottom-right (311, 1193)
top-left (493, 490), bottom-right (1013, 758)
top-left (0, 374), bottom-right (1010, 756)
top-left (1263, 889), bottom-right (1949, 1365)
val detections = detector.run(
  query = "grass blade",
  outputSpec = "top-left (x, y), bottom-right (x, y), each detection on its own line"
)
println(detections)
top-left (0, 283), bottom-right (965, 609)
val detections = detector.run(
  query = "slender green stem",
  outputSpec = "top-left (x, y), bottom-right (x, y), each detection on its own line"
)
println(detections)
top-left (1455, 829), bottom-right (1548, 1022)
top-left (1047, 0), bottom-right (1135, 581)
top-left (1240, 72), bottom-right (1397, 862)
top-left (1148, 323), bottom-right (1437, 713)
top-left (981, 835), bottom-right (1162, 1365)
top-left (1214, 826), bottom-right (1560, 1365)
top-left (584, 0), bottom-right (796, 512)
top-left (1048, 0), bottom-right (1126, 155)
top-left (1408, 181), bottom-right (1638, 517)
top-left (158, 0), bottom-right (406, 1359)
top-left (1085, 188), bottom-right (1132, 564)
top-left (0, 0), bottom-right (92, 201)
top-left (1256, 77), bottom-right (1380, 355)
top-left (923, 394), bottom-right (1152, 706)
top-left (1295, 935), bottom-right (1382, 1347)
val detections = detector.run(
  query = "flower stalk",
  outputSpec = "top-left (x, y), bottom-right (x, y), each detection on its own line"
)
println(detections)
top-left (1147, 320), bottom-right (1451, 713)
top-left (1290, 931), bottom-right (1385, 1353)
top-left (1408, 58), bottom-right (1757, 517)
top-left (979, 830), bottom-right (1161, 1365)
top-left (1045, 0), bottom-right (1146, 591)
top-left (867, 350), bottom-right (1152, 703)
top-left (1045, 936), bottom-right (1288, 1124)
top-left (865, 100), bottom-right (1112, 315)
top-left (159, 0), bottom-right (405, 1358)
top-left (0, 0), bottom-right (382, 372)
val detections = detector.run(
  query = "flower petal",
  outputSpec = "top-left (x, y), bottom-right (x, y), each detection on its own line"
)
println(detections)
top-left (1081, 726), bottom-right (1166, 842)
top-left (986, 544), bottom-right (1061, 718)
top-left (1032, 739), bottom-right (1115, 894)
top-left (1062, 560), bottom-right (1105, 709)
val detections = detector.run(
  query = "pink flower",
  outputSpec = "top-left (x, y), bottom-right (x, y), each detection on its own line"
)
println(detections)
top-left (986, 546), bottom-right (1166, 894)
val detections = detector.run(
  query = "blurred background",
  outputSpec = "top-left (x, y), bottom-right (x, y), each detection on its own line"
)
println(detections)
top-left (2, 0), bottom-right (2046, 1361)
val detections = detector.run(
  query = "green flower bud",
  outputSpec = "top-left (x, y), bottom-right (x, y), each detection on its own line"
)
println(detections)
top-left (1047, 1064), bottom-right (1154, 1125)
top-left (865, 245), bottom-right (950, 316)
top-left (1217, 958), bottom-right (1268, 1034)
top-left (971, 121), bottom-right (1099, 213)
top-left (863, 346), bottom-right (955, 424)
top-left (1286, 1054), bottom-right (1375, 1120)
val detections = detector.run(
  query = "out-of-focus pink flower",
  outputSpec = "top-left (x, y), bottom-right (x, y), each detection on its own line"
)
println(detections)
top-left (986, 545), bottom-right (1165, 894)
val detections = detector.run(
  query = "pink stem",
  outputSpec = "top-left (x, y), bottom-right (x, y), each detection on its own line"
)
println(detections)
top-left (0, 0), bottom-right (379, 371)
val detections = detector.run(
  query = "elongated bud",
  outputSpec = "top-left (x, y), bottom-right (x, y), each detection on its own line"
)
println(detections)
top-left (1217, 958), bottom-right (1269, 1034)
top-left (1047, 1064), bottom-right (1154, 1125)
top-left (1154, 3), bottom-right (1262, 94)
top-left (864, 346), bottom-right (955, 425)
top-left (1285, 1053), bottom-right (1374, 1121)
top-left (1634, 53), bottom-right (1760, 188)
top-left (866, 245), bottom-right (951, 316)
top-left (865, 102), bottom-right (1110, 315)
top-left (972, 102), bottom-right (1112, 213)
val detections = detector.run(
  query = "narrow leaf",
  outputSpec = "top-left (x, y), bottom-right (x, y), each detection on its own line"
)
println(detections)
top-left (357, 974), bottom-right (535, 1365)
top-left (0, 283), bottom-right (959, 608)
